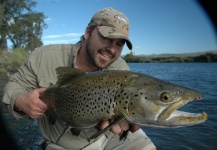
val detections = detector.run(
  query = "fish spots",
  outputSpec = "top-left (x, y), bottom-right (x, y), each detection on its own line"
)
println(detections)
top-left (143, 83), bottom-right (148, 86)
top-left (120, 89), bottom-right (124, 93)
top-left (112, 103), bottom-right (115, 108)
top-left (159, 85), bottom-right (163, 89)
top-left (131, 112), bottom-right (136, 115)
top-left (43, 70), bottom-right (143, 127)
top-left (134, 94), bottom-right (139, 97)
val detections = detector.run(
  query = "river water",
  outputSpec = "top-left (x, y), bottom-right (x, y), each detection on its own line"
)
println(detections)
top-left (0, 63), bottom-right (217, 150)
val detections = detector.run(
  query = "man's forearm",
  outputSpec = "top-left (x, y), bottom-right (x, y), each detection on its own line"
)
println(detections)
top-left (3, 81), bottom-right (28, 118)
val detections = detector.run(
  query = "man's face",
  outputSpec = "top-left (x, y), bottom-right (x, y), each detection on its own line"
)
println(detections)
top-left (85, 27), bottom-right (124, 69)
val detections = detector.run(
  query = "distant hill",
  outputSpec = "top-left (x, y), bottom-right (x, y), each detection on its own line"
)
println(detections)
top-left (136, 50), bottom-right (217, 57)
top-left (123, 50), bottom-right (217, 63)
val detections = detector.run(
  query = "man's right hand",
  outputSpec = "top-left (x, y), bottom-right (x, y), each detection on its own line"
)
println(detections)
top-left (14, 88), bottom-right (48, 118)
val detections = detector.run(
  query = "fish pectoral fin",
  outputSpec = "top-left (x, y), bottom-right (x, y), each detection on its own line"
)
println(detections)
top-left (70, 128), bottom-right (81, 136)
top-left (119, 129), bottom-right (129, 141)
top-left (45, 109), bottom-right (57, 125)
top-left (119, 124), bottom-right (134, 141)
top-left (89, 116), bottom-right (125, 140)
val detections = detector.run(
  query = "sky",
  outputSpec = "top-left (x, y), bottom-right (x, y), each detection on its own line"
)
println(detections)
top-left (34, 0), bottom-right (217, 55)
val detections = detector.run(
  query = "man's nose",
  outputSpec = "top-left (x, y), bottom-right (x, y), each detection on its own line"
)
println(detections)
top-left (106, 40), bottom-right (116, 52)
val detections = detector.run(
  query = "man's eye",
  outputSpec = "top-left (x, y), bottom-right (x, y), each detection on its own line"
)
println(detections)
top-left (117, 42), bottom-right (124, 47)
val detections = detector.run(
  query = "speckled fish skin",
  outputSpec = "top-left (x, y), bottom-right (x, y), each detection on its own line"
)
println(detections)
top-left (40, 67), bottom-right (208, 130)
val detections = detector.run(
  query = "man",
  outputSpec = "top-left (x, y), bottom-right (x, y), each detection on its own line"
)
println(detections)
top-left (3, 7), bottom-right (156, 150)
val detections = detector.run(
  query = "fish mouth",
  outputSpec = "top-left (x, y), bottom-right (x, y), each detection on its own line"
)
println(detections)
top-left (157, 96), bottom-right (208, 127)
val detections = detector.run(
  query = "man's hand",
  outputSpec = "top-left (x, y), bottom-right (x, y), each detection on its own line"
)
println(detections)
top-left (99, 119), bottom-right (140, 135)
top-left (14, 88), bottom-right (48, 118)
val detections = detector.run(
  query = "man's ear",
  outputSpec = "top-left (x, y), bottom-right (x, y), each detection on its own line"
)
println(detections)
top-left (84, 27), bottom-right (92, 39)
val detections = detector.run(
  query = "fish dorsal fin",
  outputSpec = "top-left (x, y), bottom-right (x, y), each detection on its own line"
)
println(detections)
top-left (55, 67), bottom-right (86, 86)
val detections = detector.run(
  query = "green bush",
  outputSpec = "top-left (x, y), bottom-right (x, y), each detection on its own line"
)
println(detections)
top-left (1, 48), bottom-right (28, 72)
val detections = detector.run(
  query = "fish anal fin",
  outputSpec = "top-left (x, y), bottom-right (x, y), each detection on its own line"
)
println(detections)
top-left (70, 128), bottom-right (82, 136)
top-left (55, 67), bottom-right (86, 86)
top-left (89, 116), bottom-right (125, 140)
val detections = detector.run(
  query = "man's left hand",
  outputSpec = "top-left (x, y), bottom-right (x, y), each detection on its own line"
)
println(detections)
top-left (99, 119), bottom-right (140, 135)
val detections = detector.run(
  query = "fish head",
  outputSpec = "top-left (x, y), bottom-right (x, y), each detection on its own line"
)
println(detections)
top-left (116, 75), bottom-right (208, 128)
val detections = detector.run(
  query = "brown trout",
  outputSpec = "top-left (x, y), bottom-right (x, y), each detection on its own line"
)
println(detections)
top-left (40, 67), bottom-right (208, 140)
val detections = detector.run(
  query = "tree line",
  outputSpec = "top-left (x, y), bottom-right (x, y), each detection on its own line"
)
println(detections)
top-left (0, 0), bottom-right (47, 51)
top-left (124, 52), bottom-right (217, 63)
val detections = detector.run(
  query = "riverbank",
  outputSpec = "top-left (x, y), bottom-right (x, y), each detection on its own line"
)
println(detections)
top-left (124, 52), bottom-right (217, 63)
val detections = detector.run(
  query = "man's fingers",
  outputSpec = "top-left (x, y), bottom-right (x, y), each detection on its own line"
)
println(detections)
top-left (33, 88), bottom-right (48, 110)
top-left (99, 119), bottom-right (133, 135)
top-left (130, 124), bottom-right (140, 132)
top-left (99, 119), bottom-right (110, 129)
top-left (37, 100), bottom-right (48, 111)
top-left (37, 87), bottom-right (46, 93)
top-left (30, 112), bottom-right (45, 119)
top-left (110, 122), bottom-right (129, 135)
top-left (110, 124), bottom-right (122, 135)
top-left (99, 119), bottom-right (122, 135)
top-left (119, 121), bottom-right (129, 131)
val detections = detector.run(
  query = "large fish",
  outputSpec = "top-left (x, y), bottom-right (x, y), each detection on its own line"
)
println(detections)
top-left (40, 67), bottom-right (208, 141)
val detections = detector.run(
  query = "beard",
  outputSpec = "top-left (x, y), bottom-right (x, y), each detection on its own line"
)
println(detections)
top-left (85, 38), bottom-right (116, 69)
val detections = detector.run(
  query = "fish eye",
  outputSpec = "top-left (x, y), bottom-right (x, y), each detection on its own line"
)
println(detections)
top-left (160, 92), bottom-right (172, 102)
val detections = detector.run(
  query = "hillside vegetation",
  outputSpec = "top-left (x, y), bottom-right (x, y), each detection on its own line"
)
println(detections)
top-left (124, 52), bottom-right (217, 63)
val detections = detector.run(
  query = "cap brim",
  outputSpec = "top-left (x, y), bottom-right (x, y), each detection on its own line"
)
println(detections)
top-left (97, 26), bottom-right (132, 50)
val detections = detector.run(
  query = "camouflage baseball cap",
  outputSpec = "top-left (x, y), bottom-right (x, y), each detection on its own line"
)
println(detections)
top-left (88, 7), bottom-right (132, 50)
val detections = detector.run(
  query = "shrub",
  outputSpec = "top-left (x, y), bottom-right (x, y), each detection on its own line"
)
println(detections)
top-left (1, 48), bottom-right (28, 72)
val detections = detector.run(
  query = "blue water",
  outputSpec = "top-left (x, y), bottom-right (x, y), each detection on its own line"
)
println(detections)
top-left (1, 63), bottom-right (217, 150)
